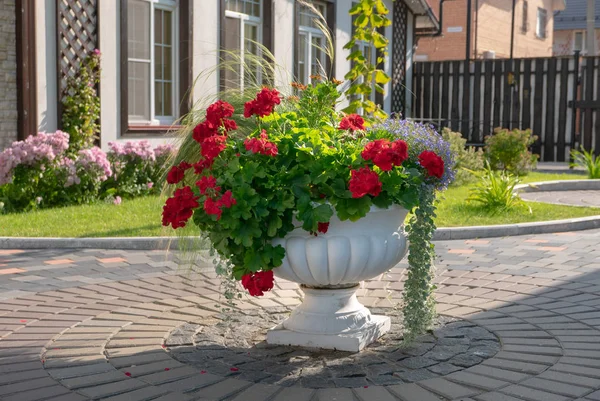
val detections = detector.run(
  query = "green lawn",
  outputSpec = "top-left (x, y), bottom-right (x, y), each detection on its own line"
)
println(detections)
top-left (436, 172), bottom-right (599, 227)
top-left (0, 172), bottom-right (597, 237)
top-left (0, 196), bottom-right (174, 238)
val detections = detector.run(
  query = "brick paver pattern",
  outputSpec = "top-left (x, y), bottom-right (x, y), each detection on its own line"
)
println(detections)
top-left (2, 229), bottom-right (600, 399)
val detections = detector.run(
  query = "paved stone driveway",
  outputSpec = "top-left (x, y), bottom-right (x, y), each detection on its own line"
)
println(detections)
top-left (3, 230), bottom-right (600, 400)
top-left (521, 190), bottom-right (600, 207)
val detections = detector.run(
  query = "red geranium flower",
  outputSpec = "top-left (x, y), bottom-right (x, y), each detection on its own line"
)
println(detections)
top-left (418, 150), bottom-right (445, 178)
top-left (244, 130), bottom-right (278, 156)
top-left (201, 135), bottom-right (227, 160)
top-left (317, 222), bottom-right (330, 234)
top-left (361, 139), bottom-right (388, 161)
top-left (339, 114), bottom-right (365, 131)
top-left (348, 167), bottom-right (382, 198)
top-left (192, 120), bottom-right (218, 143)
top-left (166, 161), bottom-right (192, 184)
top-left (206, 100), bottom-right (234, 124)
top-left (203, 197), bottom-right (223, 220)
top-left (193, 158), bottom-right (214, 174)
top-left (162, 186), bottom-right (199, 229)
top-left (361, 139), bottom-right (408, 171)
top-left (218, 190), bottom-right (237, 208)
top-left (244, 88), bottom-right (281, 118)
top-left (196, 176), bottom-right (220, 195)
top-left (241, 270), bottom-right (274, 296)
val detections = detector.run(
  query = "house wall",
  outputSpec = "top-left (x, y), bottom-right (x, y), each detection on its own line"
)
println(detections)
top-left (36, 0), bottom-right (414, 149)
top-left (477, 0), bottom-right (555, 58)
top-left (414, 0), bottom-right (471, 61)
top-left (0, 0), bottom-right (17, 149)
top-left (415, 0), bottom-right (555, 61)
top-left (554, 29), bottom-right (600, 56)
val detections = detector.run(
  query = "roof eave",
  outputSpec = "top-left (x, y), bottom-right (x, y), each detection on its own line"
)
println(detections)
top-left (553, 0), bottom-right (566, 11)
top-left (405, 0), bottom-right (441, 35)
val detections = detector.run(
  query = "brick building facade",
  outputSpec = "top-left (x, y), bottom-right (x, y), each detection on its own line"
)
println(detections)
top-left (415, 0), bottom-right (565, 61)
top-left (0, 0), bottom-right (17, 150)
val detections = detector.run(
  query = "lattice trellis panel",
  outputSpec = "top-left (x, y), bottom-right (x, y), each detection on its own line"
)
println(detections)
top-left (57, 0), bottom-right (98, 98)
top-left (391, 1), bottom-right (408, 116)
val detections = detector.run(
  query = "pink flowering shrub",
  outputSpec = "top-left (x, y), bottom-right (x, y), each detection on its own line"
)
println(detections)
top-left (103, 141), bottom-right (175, 198)
top-left (0, 132), bottom-right (113, 213)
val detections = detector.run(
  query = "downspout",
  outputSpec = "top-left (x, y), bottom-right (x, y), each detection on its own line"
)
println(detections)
top-left (474, 0), bottom-right (479, 58)
top-left (431, 0), bottom-right (446, 37)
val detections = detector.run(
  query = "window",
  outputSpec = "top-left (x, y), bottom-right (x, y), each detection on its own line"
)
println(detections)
top-left (574, 31), bottom-right (586, 53)
top-left (222, 0), bottom-right (263, 91)
top-left (127, 0), bottom-right (178, 125)
top-left (521, 1), bottom-right (528, 33)
top-left (297, 2), bottom-right (328, 85)
top-left (536, 8), bottom-right (547, 39)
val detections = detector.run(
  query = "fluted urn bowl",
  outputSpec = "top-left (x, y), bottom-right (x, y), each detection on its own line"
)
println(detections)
top-left (266, 205), bottom-right (409, 352)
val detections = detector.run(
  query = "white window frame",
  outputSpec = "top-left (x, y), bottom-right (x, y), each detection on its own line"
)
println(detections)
top-left (298, 1), bottom-right (328, 85)
top-left (128, 0), bottom-right (179, 126)
top-left (225, 2), bottom-right (263, 92)
top-left (573, 31), bottom-right (587, 54)
top-left (536, 8), bottom-right (547, 39)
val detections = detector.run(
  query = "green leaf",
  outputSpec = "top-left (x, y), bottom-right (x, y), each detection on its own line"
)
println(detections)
top-left (375, 70), bottom-right (390, 84)
top-left (243, 250), bottom-right (263, 272)
top-left (232, 220), bottom-right (261, 247)
top-left (261, 244), bottom-right (285, 267)
top-left (267, 215), bottom-right (283, 237)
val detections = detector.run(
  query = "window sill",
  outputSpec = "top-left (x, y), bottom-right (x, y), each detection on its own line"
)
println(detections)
top-left (123, 125), bottom-right (182, 136)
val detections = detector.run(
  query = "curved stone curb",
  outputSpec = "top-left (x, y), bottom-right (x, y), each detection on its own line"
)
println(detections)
top-left (3, 214), bottom-right (600, 249)
top-left (515, 179), bottom-right (600, 193)
top-left (432, 215), bottom-right (600, 240)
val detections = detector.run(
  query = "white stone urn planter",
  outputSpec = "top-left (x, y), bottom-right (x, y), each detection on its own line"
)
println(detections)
top-left (267, 205), bottom-right (409, 352)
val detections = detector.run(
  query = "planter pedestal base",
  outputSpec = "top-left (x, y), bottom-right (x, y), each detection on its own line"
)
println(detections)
top-left (266, 285), bottom-right (390, 352)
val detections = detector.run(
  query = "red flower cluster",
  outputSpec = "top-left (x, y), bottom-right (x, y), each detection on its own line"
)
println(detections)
top-left (166, 161), bottom-right (192, 184)
top-left (241, 270), bottom-right (274, 296)
top-left (193, 100), bottom-right (237, 143)
top-left (339, 114), bottom-right (365, 131)
top-left (418, 151), bottom-right (445, 178)
top-left (244, 88), bottom-right (281, 118)
top-left (161, 186), bottom-right (199, 229)
top-left (193, 157), bottom-right (214, 175)
top-left (202, 189), bottom-right (237, 220)
top-left (349, 167), bottom-right (382, 198)
top-left (244, 130), bottom-right (278, 156)
top-left (361, 139), bottom-right (408, 171)
top-left (196, 175), bottom-right (220, 195)
top-left (191, 100), bottom-right (237, 172)
top-left (200, 135), bottom-right (227, 160)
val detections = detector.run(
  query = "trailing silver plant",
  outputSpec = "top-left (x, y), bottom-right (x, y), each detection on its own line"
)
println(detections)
top-left (403, 187), bottom-right (437, 341)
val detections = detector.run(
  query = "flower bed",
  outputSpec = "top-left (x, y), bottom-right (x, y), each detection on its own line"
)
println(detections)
top-left (0, 133), bottom-right (174, 213)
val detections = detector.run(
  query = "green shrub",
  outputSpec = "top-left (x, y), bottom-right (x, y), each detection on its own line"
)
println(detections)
top-left (467, 162), bottom-right (529, 213)
top-left (442, 128), bottom-right (485, 186)
top-left (484, 128), bottom-right (538, 175)
top-left (570, 148), bottom-right (600, 179)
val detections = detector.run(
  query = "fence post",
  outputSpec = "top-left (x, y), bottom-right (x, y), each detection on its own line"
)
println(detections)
top-left (569, 50), bottom-right (581, 163)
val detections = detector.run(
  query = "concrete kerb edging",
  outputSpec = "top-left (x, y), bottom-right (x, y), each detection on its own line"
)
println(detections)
top-left (2, 179), bottom-right (600, 249)
top-left (514, 179), bottom-right (600, 193)
top-left (3, 214), bottom-right (600, 249)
